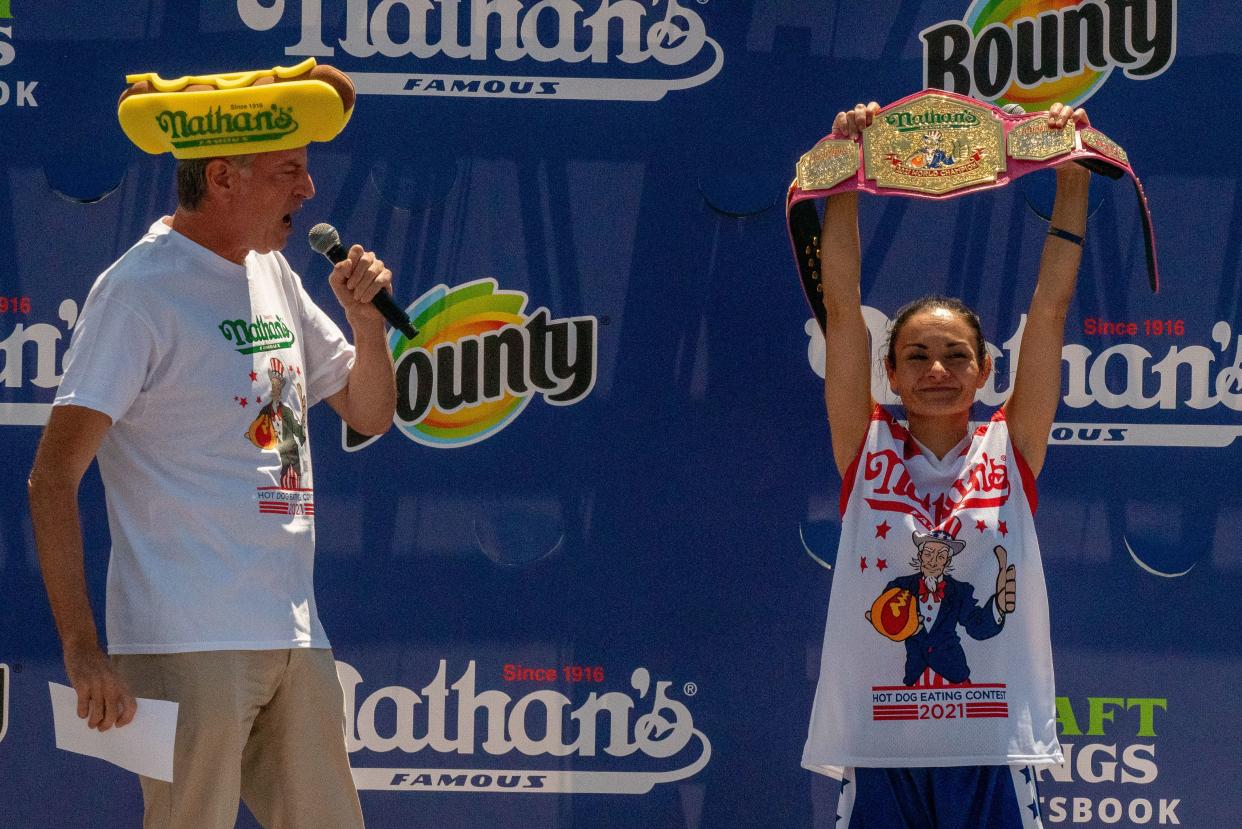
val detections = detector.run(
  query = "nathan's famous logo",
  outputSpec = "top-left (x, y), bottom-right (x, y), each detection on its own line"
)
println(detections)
top-left (235, 0), bottom-right (723, 102)
top-left (804, 307), bottom-right (1242, 450)
top-left (157, 104), bottom-right (298, 150)
top-left (338, 660), bottom-right (711, 794)
top-left (0, 0), bottom-right (39, 109)
top-left (352, 278), bottom-right (595, 450)
top-left (217, 314), bottom-right (296, 354)
top-left (921, 0), bottom-right (1176, 110)
top-left (1039, 695), bottom-right (1182, 825)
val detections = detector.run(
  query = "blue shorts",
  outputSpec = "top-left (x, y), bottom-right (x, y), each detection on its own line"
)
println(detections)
top-left (836, 765), bottom-right (1044, 829)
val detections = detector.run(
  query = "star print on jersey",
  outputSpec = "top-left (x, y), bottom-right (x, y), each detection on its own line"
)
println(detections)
top-left (976, 519), bottom-right (987, 532)
top-left (876, 521), bottom-right (891, 539)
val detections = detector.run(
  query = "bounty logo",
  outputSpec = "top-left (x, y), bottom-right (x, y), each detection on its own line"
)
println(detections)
top-left (340, 660), bottom-right (712, 794)
top-left (921, 0), bottom-right (1177, 110)
top-left (347, 278), bottom-right (596, 450)
top-left (235, 0), bottom-right (723, 102)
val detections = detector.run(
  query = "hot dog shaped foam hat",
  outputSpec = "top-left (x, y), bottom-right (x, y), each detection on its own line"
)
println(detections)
top-left (117, 58), bottom-right (354, 159)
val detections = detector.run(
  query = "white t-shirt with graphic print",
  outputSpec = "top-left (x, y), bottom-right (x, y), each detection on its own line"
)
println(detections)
top-left (55, 219), bottom-right (355, 654)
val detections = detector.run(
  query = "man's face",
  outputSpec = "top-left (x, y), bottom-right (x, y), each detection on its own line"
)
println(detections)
top-left (231, 147), bottom-right (315, 255)
top-left (918, 541), bottom-right (951, 579)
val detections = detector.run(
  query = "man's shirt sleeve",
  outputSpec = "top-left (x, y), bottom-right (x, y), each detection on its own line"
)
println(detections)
top-left (53, 293), bottom-right (158, 424)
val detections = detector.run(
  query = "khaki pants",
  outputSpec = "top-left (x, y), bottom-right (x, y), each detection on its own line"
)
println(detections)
top-left (113, 649), bottom-right (365, 829)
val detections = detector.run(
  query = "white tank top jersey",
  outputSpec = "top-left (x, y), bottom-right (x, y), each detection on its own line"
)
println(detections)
top-left (803, 405), bottom-right (1063, 774)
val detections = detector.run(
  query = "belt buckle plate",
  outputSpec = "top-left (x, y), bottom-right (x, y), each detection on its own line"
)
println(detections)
top-left (862, 92), bottom-right (1006, 196)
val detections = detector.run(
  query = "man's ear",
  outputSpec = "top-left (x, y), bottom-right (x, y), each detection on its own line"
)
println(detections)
top-left (204, 158), bottom-right (240, 201)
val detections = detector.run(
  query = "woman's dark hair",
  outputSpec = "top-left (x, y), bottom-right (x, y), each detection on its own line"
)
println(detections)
top-left (884, 295), bottom-right (987, 369)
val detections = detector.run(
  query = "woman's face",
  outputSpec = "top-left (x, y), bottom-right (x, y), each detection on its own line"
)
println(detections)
top-left (886, 307), bottom-right (990, 418)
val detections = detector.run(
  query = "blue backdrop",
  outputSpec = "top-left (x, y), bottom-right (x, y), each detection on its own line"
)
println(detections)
top-left (1, 1), bottom-right (1238, 827)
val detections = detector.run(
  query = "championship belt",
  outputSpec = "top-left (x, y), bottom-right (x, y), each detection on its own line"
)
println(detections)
top-left (787, 89), bottom-right (1159, 329)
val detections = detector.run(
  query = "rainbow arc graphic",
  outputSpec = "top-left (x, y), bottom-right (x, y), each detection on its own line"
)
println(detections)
top-left (966, 0), bottom-right (1109, 110)
top-left (390, 279), bottom-right (531, 448)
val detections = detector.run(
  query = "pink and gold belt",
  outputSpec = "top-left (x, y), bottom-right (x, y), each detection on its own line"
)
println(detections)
top-left (786, 89), bottom-right (1158, 328)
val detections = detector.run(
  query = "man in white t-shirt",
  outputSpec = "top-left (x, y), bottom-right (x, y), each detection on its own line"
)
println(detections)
top-left (27, 63), bottom-right (392, 828)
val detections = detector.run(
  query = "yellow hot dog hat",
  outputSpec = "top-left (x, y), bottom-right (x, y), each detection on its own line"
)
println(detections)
top-left (117, 58), bottom-right (354, 159)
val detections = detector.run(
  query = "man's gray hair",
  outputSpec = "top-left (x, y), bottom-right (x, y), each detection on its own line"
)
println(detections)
top-left (176, 154), bottom-right (254, 210)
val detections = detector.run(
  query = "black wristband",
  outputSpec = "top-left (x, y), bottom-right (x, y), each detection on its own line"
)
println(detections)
top-left (1047, 226), bottom-right (1084, 246)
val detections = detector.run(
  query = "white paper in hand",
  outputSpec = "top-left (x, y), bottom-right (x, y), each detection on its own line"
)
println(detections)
top-left (49, 682), bottom-right (178, 782)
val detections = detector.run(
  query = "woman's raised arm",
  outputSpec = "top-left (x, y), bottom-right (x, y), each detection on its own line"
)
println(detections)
top-left (822, 102), bottom-right (881, 477)
top-left (1004, 103), bottom-right (1092, 477)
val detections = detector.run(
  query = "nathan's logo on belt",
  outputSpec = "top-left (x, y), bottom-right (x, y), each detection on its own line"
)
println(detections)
top-left (886, 110), bottom-right (979, 131)
top-left (864, 96), bottom-right (1004, 195)
top-left (217, 315), bottom-right (296, 354)
top-left (921, 0), bottom-right (1177, 110)
top-left (346, 278), bottom-right (596, 450)
top-left (234, 0), bottom-right (724, 102)
top-left (156, 104), bottom-right (298, 150)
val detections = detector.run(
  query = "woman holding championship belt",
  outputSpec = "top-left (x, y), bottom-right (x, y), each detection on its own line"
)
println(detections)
top-left (801, 102), bottom-right (1089, 829)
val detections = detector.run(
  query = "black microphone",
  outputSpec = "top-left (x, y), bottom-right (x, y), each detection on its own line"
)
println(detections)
top-left (308, 223), bottom-right (418, 339)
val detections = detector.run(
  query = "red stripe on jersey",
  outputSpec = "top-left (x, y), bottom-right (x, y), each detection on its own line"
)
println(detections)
top-left (838, 406), bottom-right (887, 516)
top-left (990, 408), bottom-right (1038, 513)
